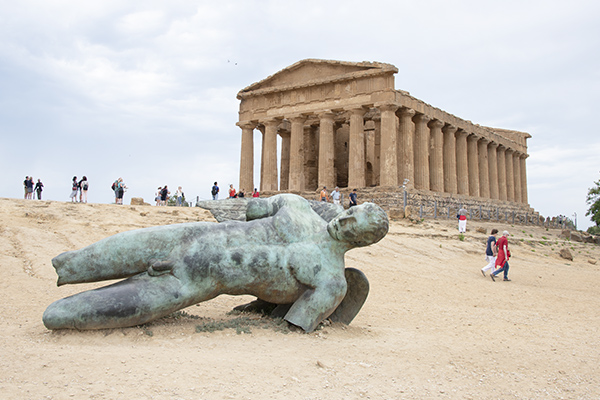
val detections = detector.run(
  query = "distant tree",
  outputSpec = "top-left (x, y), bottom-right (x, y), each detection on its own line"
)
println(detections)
top-left (586, 178), bottom-right (600, 235)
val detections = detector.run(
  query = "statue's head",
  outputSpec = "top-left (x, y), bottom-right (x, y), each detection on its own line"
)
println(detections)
top-left (327, 203), bottom-right (389, 247)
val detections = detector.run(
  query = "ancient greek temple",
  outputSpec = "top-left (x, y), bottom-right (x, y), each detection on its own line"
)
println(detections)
top-left (237, 59), bottom-right (530, 205)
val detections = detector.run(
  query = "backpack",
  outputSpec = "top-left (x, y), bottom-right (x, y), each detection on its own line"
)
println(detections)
top-left (83, 183), bottom-right (89, 190)
top-left (111, 182), bottom-right (116, 190)
top-left (211, 186), bottom-right (218, 196)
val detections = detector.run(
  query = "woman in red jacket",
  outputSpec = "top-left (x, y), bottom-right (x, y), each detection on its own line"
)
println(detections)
top-left (491, 230), bottom-right (511, 282)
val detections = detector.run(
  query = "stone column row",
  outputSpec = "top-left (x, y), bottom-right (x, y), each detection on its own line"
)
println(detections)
top-left (238, 107), bottom-right (529, 205)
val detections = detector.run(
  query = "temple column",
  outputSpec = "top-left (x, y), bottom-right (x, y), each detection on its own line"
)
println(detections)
top-left (262, 119), bottom-right (279, 191)
top-left (378, 103), bottom-right (399, 186)
top-left (478, 138), bottom-right (490, 199)
top-left (413, 113), bottom-right (431, 190)
top-left (467, 134), bottom-right (480, 198)
top-left (497, 145), bottom-right (507, 201)
top-left (513, 152), bottom-right (522, 203)
top-left (487, 142), bottom-right (499, 200)
top-left (505, 149), bottom-right (515, 202)
top-left (373, 116), bottom-right (382, 186)
top-left (348, 107), bottom-right (366, 188)
top-left (398, 107), bottom-right (416, 184)
top-left (521, 154), bottom-right (529, 204)
top-left (455, 129), bottom-right (469, 195)
top-left (288, 116), bottom-right (306, 191)
top-left (279, 130), bottom-right (290, 191)
top-left (428, 119), bottom-right (444, 193)
top-left (318, 111), bottom-right (335, 189)
top-left (442, 125), bottom-right (457, 194)
top-left (237, 121), bottom-right (255, 194)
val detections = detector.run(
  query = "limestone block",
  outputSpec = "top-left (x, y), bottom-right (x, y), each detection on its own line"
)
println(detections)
top-left (559, 248), bottom-right (573, 261)
top-left (387, 208), bottom-right (405, 220)
top-left (476, 227), bottom-right (486, 234)
top-left (130, 197), bottom-right (149, 206)
top-left (570, 231), bottom-right (584, 243)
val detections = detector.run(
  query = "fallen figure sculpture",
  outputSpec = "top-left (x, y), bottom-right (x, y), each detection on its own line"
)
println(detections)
top-left (43, 194), bottom-right (389, 332)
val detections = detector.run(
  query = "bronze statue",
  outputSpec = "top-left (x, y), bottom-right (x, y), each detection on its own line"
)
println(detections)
top-left (43, 194), bottom-right (388, 332)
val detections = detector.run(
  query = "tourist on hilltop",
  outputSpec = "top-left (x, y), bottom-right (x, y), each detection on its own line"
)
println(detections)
top-left (160, 185), bottom-right (170, 206)
top-left (319, 186), bottom-right (329, 202)
top-left (238, 188), bottom-right (245, 198)
top-left (70, 176), bottom-right (79, 203)
top-left (331, 187), bottom-right (341, 205)
top-left (349, 188), bottom-right (358, 208)
top-left (155, 187), bottom-right (162, 206)
top-left (113, 178), bottom-right (127, 205)
top-left (35, 179), bottom-right (44, 200)
top-left (458, 206), bottom-right (467, 233)
top-left (228, 184), bottom-right (237, 199)
top-left (23, 176), bottom-right (29, 199)
top-left (481, 229), bottom-right (498, 277)
top-left (211, 182), bottom-right (219, 200)
top-left (491, 230), bottom-right (511, 282)
top-left (79, 177), bottom-right (89, 203)
top-left (176, 186), bottom-right (184, 206)
top-left (252, 188), bottom-right (259, 198)
top-left (26, 176), bottom-right (34, 199)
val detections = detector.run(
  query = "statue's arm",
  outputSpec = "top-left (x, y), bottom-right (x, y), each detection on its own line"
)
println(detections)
top-left (284, 250), bottom-right (348, 332)
top-left (284, 270), bottom-right (347, 332)
top-left (246, 194), bottom-right (307, 221)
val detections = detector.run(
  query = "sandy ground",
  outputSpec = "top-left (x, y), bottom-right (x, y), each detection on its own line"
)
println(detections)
top-left (1, 197), bottom-right (599, 400)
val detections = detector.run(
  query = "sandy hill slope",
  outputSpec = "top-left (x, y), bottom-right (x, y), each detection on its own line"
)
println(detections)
top-left (1, 198), bottom-right (599, 399)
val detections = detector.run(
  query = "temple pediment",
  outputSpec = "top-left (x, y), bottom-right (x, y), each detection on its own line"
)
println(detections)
top-left (238, 59), bottom-right (397, 98)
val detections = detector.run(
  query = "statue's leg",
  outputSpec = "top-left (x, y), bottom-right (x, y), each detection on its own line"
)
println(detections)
top-left (43, 272), bottom-right (208, 330)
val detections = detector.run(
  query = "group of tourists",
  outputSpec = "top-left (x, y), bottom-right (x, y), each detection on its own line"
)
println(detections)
top-left (211, 182), bottom-right (259, 200)
top-left (69, 176), bottom-right (89, 203)
top-left (318, 186), bottom-right (359, 208)
top-left (23, 176), bottom-right (44, 200)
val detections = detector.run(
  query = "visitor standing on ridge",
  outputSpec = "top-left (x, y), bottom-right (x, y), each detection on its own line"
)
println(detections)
top-left (211, 182), bottom-right (219, 200)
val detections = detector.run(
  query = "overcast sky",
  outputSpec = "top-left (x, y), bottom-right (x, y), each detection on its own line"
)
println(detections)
top-left (1, 0), bottom-right (599, 229)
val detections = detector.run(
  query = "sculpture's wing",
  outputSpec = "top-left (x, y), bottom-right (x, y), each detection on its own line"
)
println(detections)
top-left (327, 267), bottom-right (370, 325)
top-left (306, 200), bottom-right (344, 222)
top-left (196, 199), bottom-right (248, 222)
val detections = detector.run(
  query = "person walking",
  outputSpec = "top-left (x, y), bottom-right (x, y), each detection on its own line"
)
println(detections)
top-left (491, 230), bottom-right (511, 282)
top-left (35, 179), bottom-right (44, 200)
top-left (458, 206), bottom-right (467, 233)
top-left (160, 185), bottom-right (170, 206)
top-left (349, 188), bottom-right (358, 207)
top-left (176, 186), bottom-right (184, 206)
top-left (331, 187), bottom-right (341, 205)
top-left (319, 186), bottom-right (329, 202)
top-left (481, 229), bottom-right (498, 276)
top-left (80, 176), bottom-right (89, 203)
top-left (70, 176), bottom-right (79, 202)
top-left (26, 177), bottom-right (34, 199)
top-left (23, 176), bottom-right (29, 199)
top-left (211, 182), bottom-right (219, 200)
top-left (114, 178), bottom-right (126, 205)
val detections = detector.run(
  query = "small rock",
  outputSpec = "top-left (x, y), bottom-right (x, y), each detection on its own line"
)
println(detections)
top-left (588, 259), bottom-right (597, 265)
top-left (476, 227), bottom-right (486, 234)
top-left (559, 248), bottom-right (573, 261)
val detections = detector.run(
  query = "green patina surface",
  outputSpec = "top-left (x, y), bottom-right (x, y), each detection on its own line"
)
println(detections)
top-left (43, 194), bottom-right (389, 332)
